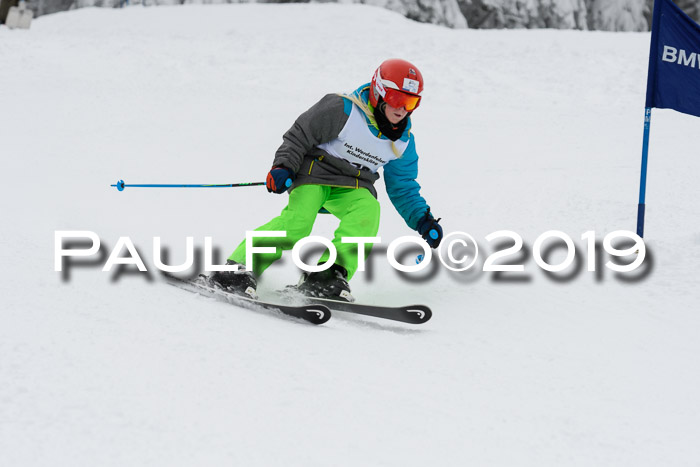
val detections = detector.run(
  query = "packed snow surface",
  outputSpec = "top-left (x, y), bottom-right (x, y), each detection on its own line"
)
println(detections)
top-left (2, 4), bottom-right (700, 466)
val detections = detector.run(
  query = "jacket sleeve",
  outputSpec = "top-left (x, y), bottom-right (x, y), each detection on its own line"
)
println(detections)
top-left (382, 135), bottom-right (430, 230)
top-left (272, 94), bottom-right (349, 172)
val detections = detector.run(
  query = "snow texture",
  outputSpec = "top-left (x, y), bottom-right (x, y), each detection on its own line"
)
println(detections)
top-left (20, 0), bottom-right (700, 30)
top-left (336, 0), bottom-right (468, 28)
top-left (2, 4), bottom-right (700, 466)
top-left (459, 0), bottom-right (587, 29)
top-left (588, 0), bottom-right (649, 32)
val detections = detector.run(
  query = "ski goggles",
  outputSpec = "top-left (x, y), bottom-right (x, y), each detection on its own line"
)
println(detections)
top-left (383, 88), bottom-right (421, 112)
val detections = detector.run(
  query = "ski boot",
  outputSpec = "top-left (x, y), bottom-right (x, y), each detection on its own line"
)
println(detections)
top-left (209, 260), bottom-right (258, 299)
top-left (296, 264), bottom-right (354, 302)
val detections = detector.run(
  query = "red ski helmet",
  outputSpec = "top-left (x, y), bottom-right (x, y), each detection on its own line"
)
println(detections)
top-left (370, 59), bottom-right (424, 111)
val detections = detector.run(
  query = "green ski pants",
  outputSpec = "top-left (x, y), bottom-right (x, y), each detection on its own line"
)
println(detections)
top-left (229, 185), bottom-right (381, 279)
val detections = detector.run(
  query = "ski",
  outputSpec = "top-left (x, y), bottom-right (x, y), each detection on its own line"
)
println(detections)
top-left (164, 274), bottom-right (331, 325)
top-left (280, 288), bottom-right (431, 324)
top-left (309, 298), bottom-right (431, 324)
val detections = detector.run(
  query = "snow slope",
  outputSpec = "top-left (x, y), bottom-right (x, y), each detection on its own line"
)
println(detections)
top-left (2, 4), bottom-right (700, 466)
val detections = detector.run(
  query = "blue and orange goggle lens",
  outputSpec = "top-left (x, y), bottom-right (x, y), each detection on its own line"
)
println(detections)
top-left (384, 88), bottom-right (421, 112)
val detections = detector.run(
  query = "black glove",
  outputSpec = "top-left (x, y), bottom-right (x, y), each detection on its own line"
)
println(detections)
top-left (266, 166), bottom-right (294, 194)
top-left (416, 210), bottom-right (443, 248)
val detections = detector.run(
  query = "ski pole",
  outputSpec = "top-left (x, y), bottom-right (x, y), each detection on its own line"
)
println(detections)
top-left (111, 179), bottom-right (292, 191)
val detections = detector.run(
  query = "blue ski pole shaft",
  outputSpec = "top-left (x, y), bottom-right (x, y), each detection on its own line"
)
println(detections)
top-left (111, 179), bottom-right (267, 191)
top-left (636, 107), bottom-right (652, 238)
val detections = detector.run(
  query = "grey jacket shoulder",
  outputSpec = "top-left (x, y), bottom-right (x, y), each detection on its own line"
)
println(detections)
top-left (273, 94), bottom-right (348, 172)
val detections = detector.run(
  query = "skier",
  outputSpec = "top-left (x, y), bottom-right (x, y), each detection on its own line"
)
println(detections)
top-left (211, 58), bottom-right (444, 301)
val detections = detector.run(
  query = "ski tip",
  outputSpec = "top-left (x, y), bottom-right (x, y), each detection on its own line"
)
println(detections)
top-left (304, 305), bottom-right (332, 325)
top-left (404, 305), bottom-right (432, 324)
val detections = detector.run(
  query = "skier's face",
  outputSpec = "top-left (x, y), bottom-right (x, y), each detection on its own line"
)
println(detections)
top-left (383, 102), bottom-right (408, 124)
